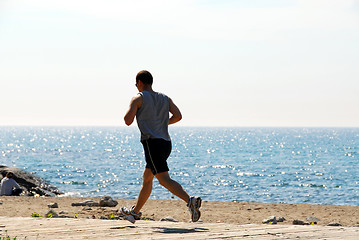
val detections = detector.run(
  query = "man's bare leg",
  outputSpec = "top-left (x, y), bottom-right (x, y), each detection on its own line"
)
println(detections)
top-left (133, 168), bottom-right (154, 214)
top-left (155, 171), bottom-right (190, 203)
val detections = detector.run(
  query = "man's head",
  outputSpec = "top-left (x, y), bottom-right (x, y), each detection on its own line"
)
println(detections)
top-left (6, 172), bottom-right (14, 178)
top-left (136, 70), bottom-right (153, 85)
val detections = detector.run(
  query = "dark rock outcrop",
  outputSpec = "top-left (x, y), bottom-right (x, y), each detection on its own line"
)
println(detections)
top-left (99, 196), bottom-right (118, 207)
top-left (0, 165), bottom-right (63, 196)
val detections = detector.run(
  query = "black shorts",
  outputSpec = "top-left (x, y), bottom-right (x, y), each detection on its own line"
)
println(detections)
top-left (141, 138), bottom-right (172, 175)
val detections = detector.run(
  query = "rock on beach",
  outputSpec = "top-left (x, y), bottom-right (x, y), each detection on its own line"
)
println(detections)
top-left (48, 203), bottom-right (58, 208)
top-left (0, 165), bottom-right (62, 196)
top-left (262, 216), bottom-right (286, 224)
top-left (99, 196), bottom-right (118, 207)
top-left (71, 200), bottom-right (99, 207)
top-left (71, 196), bottom-right (118, 208)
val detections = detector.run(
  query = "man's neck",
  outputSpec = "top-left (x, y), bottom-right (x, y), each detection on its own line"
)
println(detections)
top-left (142, 85), bottom-right (154, 93)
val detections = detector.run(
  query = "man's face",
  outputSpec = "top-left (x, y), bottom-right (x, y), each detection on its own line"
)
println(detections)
top-left (135, 80), bottom-right (143, 91)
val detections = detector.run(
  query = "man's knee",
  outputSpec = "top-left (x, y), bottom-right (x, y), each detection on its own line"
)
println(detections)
top-left (156, 173), bottom-right (172, 186)
top-left (143, 177), bottom-right (153, 185)
top-left (12, 188), bottom-right (23, 196)
top-left (142, 169), bottom-right (154, 184)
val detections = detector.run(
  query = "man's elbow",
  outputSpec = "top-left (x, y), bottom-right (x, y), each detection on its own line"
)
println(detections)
top-left (174, 113), bottom-right (182, 123)
top-left (124, 117), bottom-right (133, 126)
top-left (177, 114), bottom-right (182, 122)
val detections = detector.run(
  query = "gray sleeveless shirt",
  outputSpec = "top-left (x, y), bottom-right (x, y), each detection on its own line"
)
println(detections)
top-left (136, 91), bottom-right (171, 141)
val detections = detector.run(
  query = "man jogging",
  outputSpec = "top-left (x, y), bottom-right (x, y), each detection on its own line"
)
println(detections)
top-left (121, 70), bottom-right (201, 223)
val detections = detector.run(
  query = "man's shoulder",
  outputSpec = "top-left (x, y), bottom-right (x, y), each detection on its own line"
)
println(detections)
top-left (142, 91), bottom-right (170, 99)
top-left (158, 92), bottom-right (169, 97)
top-left (1, 177), bottom-right (9, 182)
top-left (131, 93), bottom-right (143, 103)
top-left (153, 91), bottom-right (170, 100)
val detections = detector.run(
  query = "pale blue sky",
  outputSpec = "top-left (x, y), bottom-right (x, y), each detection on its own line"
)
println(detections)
top-left (0, 0), bottom-right (358, 126)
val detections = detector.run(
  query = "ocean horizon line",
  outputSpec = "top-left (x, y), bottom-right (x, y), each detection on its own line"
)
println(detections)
top-left (1, 125), bottom-right (358, 129)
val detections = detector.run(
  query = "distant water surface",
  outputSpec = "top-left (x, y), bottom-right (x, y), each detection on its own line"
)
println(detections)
top-left (0, 127), bottom-right (358, 206)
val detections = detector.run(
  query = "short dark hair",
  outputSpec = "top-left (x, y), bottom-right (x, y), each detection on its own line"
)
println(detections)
top-left (136, 70), bottom-right (153, 85)
top-left (6, 172), bottom-right (13, 178)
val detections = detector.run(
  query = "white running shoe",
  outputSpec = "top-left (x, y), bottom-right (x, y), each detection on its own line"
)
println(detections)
top-left (187, 196), bottom-right (202, 222)
top-left (120, 206), bottom-right (142, 224)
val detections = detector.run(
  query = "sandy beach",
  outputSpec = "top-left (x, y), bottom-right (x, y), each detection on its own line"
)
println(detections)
top-left (0, 196), bottom-right (358, 226)
top-left (0, 196), bottom-right (358, 239)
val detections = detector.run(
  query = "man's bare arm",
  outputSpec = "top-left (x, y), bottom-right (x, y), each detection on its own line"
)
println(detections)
top-left (169, 98), bottom-right (182, 125)
top-left (124, 95), bottom-right (142, 126)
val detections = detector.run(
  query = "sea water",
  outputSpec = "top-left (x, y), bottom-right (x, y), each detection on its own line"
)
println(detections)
top-left (0, 127), bottom-right (358, 206)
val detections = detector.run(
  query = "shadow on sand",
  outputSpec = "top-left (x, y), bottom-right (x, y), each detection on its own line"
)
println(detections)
top-left (152, 227), bottom-right (209, 234)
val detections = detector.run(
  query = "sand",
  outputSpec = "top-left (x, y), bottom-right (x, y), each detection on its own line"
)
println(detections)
top-left (0, 196), bottom-right (358, 239)
top-left (1, 217), bottom-right (359, 240)
top-left (0, 196), bottom-right (358, 226)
